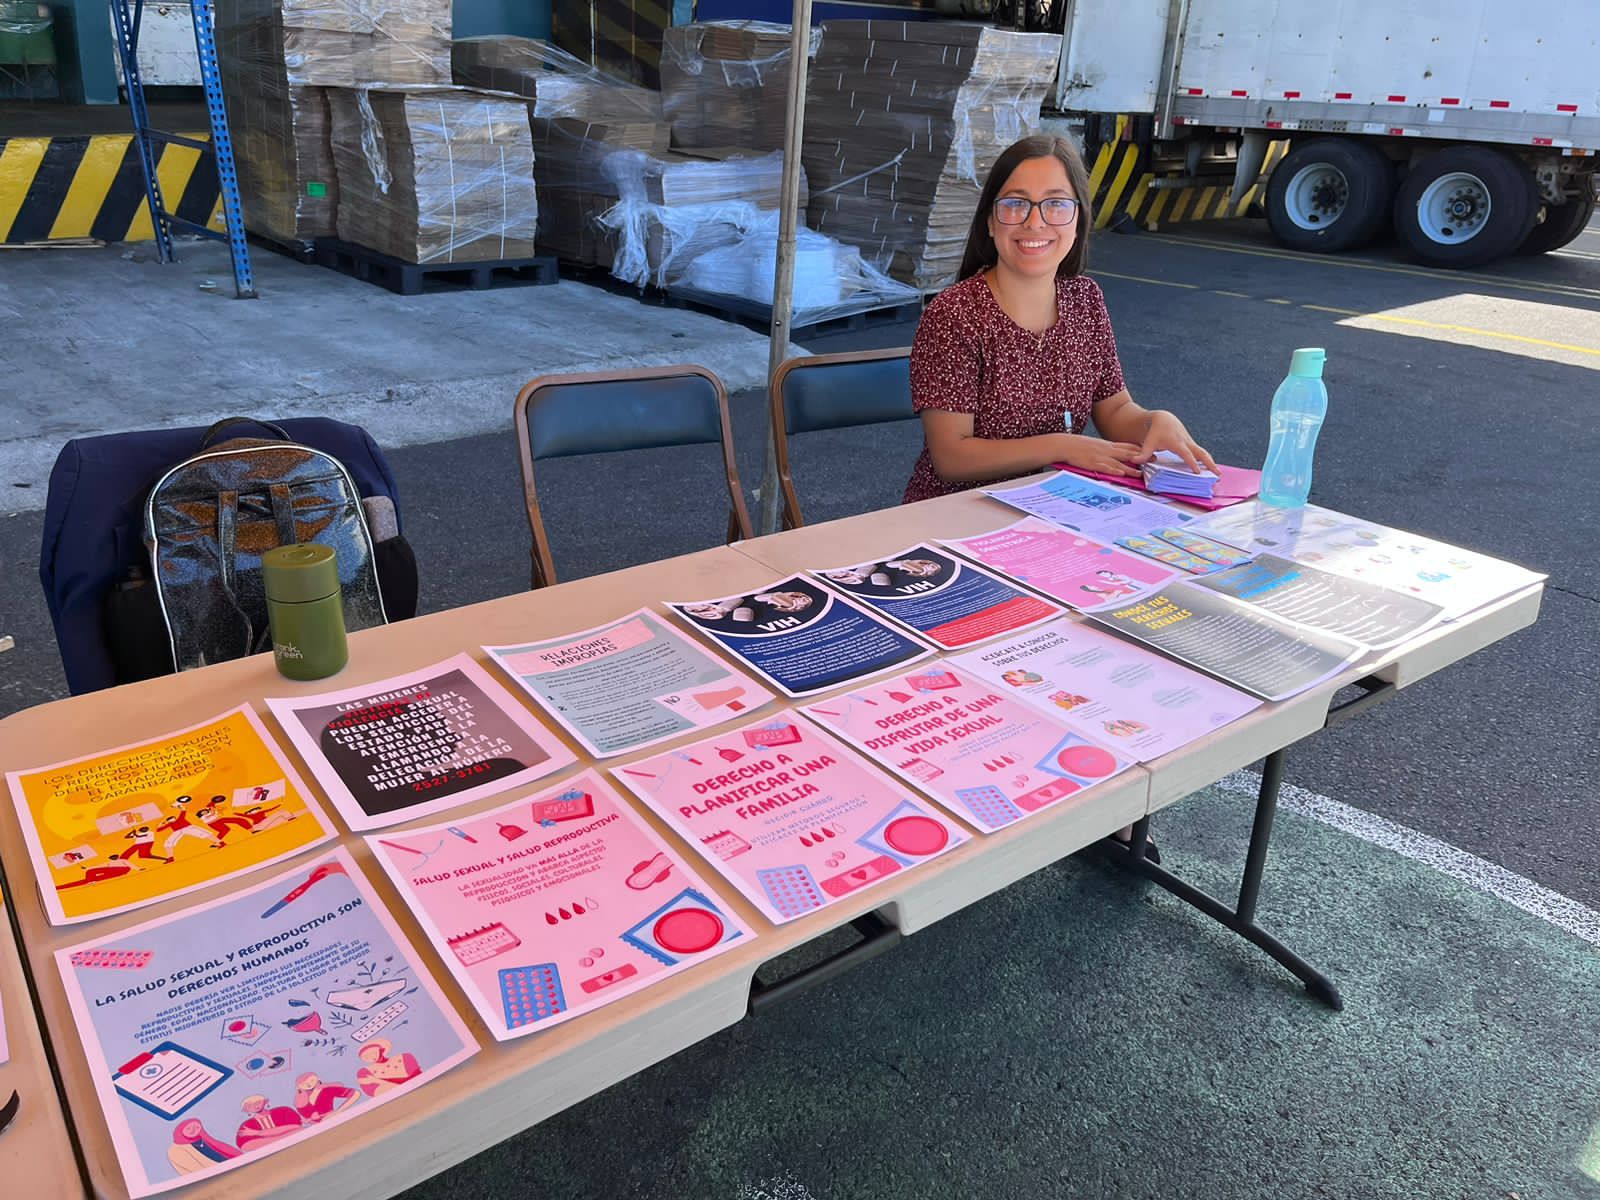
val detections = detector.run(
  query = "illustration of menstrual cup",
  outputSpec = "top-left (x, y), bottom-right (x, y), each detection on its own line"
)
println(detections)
top-left (498, 822), bottom-right (527, 841)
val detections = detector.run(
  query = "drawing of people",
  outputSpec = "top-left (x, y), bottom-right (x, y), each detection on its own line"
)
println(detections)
top-left (235, 1094), bottom-right (305, 1151)
top-left (682, 598), bottom-right (740, 621)
top-left (886, 558), bottom-right (942, 578)
top-left (753, 591), bottom-right (813, 613)
top-left (166, 1119), bottom-right (239, 1174)
top-left (1000, 669), bottom-right (1043, 687)
top-left (293, 1073), bottom-right (360, 1122)
top-left (160, 796), bottom-right (224, 852)
top-left (1102, 718), bottom-right (1148, 738)
top-left (55, 853), bottom-right (139, 890)
top-left (122, 826), bottom-right (173, 864)
top-left (355, 1039), bottom-right (422, 1097)
top-left (822, 567), bottom-right (869, 586)
top-left (226, 793), bottom-right (295, 833)
top-left (1050, 692), bottom-right (1091, 712)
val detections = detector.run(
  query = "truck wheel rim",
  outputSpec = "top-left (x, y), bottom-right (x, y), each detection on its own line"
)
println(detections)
top-left (1283, 163), bottom-right (1350, 229)
top-left (1417, 172), bottom-right (1491, 244)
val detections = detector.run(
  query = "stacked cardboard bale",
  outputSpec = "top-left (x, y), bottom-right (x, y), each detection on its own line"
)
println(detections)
top-left (327, 87), bottom-right (539, 264)
top-left (215, 0), bottom-right (451, 244)
top-left (801, 21), bottom-right (1061, 289)
top-left (451, 36), bottom-right (668, 268)
top-left (659, 21), bottom-right (808, 152)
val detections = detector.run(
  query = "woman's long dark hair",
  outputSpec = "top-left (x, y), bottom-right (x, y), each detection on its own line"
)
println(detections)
top-left (957, 134), bottom-right (1094, 282)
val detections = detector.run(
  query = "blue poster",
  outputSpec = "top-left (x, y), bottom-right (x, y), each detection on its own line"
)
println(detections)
top-left (810, 542), bottom-right (1064, 650)
top-left (669, 574), bottom-right (933, 697)
top-left (56, 848), bottom-right (477, 1197)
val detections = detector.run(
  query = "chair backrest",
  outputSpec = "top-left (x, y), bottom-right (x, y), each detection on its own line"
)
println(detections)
top-left (513, 364), bottom-right (753, 588)
top-left (39, 417), bottom-right (413, 696)
top-left (770, 347), bottom-right (914, 529)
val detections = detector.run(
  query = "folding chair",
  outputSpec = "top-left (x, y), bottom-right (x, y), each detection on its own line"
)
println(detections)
top-left (770, 347), bottom-right (914, 530)
top-left (514, 364), bottom-right (754, 589)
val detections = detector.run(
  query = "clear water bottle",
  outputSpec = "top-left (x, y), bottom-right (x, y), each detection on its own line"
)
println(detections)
top-left (1260, 347), bottom-right (1328, 508)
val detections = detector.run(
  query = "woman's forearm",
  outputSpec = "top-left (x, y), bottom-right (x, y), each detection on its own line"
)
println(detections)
top-left (927, 431), bottom-right (1075, 484)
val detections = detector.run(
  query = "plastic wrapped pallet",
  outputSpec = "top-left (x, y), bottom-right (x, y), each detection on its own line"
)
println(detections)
top-left (529, 116), bottom-right (670, 267)
top-left (214, 0), bottom-right (450, 89)
top-left (327, 86), bottom-right (539, 264)
top-left (598, 148), bottom-right (805, 286)
top-left (660, 21), bottom-right (815, 152)
top-left (801, 21), bottom-right (1061, 290)
top-left (451, 36), bottom-right (662, 122)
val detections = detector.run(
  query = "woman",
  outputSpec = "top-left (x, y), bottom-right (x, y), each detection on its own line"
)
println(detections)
top-left (904, 133), bottom-right (1214, 505)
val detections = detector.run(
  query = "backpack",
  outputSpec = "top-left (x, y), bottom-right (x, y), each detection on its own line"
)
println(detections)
top-left (40, 417), bottom-right (418, 694)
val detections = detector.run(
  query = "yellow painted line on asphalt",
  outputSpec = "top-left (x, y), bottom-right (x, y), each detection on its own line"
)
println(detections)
top-left (1265, 297), bottom-right (1293, 305)
top-left (1358, 314), bottom-right (1600, 357)
top-left (1091, 269), bottom-right (1199, 290)
top-left (1142, 230), bottom-right (1600, 304)
top-left (1303, 304), bottom-right (1361, 315)
top-left (1212, 289), bottom-right (1251, 299)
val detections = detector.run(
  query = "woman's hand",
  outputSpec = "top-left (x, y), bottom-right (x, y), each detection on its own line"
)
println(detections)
top-left (1056, 434), bottom-right (1146, 477)
top-left (1136, 411), bottom-right (1217, 474)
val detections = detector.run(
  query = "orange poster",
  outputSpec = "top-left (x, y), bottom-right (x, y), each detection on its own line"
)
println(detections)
top-left (6, 706), bottom-right (335, 925)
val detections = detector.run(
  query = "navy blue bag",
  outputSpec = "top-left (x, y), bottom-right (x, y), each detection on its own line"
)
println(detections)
top-left (40, 417), bottom-right (417, 696)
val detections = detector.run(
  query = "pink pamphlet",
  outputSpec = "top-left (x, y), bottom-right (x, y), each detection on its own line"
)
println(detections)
top-left (802, 666), bottom-right (1134, 833)
top-left (942, 517), bottom-right (1180, 612)
top-left (369, 771), bottom-right (752, 1040)
top-left (612, 717), bottom-right (969, 925)
top-left (1058, 462), bottom-right (1262, 510)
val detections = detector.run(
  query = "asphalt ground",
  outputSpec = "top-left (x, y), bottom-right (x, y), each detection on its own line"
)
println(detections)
top-left (1, 214), bottom-right (1597, 1198)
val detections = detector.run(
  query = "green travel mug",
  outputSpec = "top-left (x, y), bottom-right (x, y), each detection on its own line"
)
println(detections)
top-left (262, 544), bottom-right (348, 680)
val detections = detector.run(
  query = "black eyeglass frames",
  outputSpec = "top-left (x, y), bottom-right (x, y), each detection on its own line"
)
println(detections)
top-left (992, 196), bottom-right (1081, 226)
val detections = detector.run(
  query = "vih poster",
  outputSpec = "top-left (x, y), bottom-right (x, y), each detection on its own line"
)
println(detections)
top-left (5, 706), bottom-right (335, 925)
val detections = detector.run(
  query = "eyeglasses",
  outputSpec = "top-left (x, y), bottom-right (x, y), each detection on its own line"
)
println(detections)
top-left (993, 196), bottom-right (1080, 226)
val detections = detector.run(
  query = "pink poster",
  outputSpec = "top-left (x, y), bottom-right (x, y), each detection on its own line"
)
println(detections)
top-left (611, 717), bottom-right (969, 925)
top-left (942, 517), bottom-right (1179, 612)
top-left (369, 771), bottom-right (752, 1040)
top-left (802, 667), bottom-right (1134, 833)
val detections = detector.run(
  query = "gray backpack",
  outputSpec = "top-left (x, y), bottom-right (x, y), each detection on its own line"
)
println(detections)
top-left (144, 418), bottom-right (389, 671)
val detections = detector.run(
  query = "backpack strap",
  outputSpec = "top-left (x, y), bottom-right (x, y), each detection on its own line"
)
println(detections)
top-left (267, 483), bottom-right (298, 544)
top-left (200, 417), bottom-right (290, 449)
top-left (214, 489), bottom-right (261, 652)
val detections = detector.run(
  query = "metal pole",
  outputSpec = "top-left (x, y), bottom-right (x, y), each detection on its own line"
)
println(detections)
top-left (757, 0), bottom-right (815, 536)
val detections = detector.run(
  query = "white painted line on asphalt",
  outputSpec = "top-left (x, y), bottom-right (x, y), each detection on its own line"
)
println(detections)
top-left (1215, 770), bottom-right (1600, 948)
top-left (735, 1173), bottom-right (819, 1199)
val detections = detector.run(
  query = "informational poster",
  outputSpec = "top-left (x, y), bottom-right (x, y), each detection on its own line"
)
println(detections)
top-left (1184, 502), bottom-right (1547, 621)
top-left (667, 575), bottom-right (932, 698)
top-left (266, 654), bottom-right (577, 831)
top-left (948, 620), bottom-right (1262, 761)
top-left (811, 543), bottom-right (1064, 650)
top-left (483, 609), bottom-right (774, 758)
top-left (370, 771), bottom-right (752, 1040)
top-left (613, 717), bottom-right (968, 925)
top-left (984, 471), bottom-right (1191, 541)
top-left (6, 707), bottom-right (335, 926)
top-left (1091, 587), bottom-right (1364, 702)
top-left (1189, 554), bottom-right (1445, 649)
top-left (1114, 527), bottom-right (1256, 575)
top-left (55, 849), bottom-right (476, 1198)
top-left (942, 517), bottom-right (1179, 612)
top-left (801, 667), bottom-right (1133, 833)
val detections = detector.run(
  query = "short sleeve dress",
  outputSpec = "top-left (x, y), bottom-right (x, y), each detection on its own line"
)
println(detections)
top-left (903, 271), bottom-right (1127, 504)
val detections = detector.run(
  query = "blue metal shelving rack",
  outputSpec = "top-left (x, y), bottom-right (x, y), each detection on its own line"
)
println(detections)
top-left (110, 0), bottom-right (256, 298)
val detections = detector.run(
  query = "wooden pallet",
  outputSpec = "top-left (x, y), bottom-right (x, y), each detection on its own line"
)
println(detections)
top-left (313, 238), bottom-right (559, 296)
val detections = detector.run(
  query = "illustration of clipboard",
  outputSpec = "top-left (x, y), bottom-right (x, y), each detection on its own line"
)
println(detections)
top-left (113, 1041), bottom-right (232, 1119)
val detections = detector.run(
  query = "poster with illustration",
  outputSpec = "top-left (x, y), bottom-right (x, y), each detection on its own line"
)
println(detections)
top-left (369, 771), bottom-right (752, 1040)
top-left (1184, 501), bottom-right (1545, 623)
top-left (265, 654), bottom-right (577, 831)
top-left (1189, 553), bottom-right (1445, 649)
top-left (612, 717), bottom-right (968, 925)
top-left (810, 542), bottom-right (1064, 650)
top-left (6, 707), bottom-right (335, 926)
top-left (667, 575), bottom-right (932, 698)
top-left (948, 619), bottom-right (1261, 761)
top-left (1091, 587), bottom-right (1365, 702)
top-left (55, 849), bottom-right (476, 1197)
top-left (483, 609), bottom-right (774, 758)
top-left (942, 517), bottom-right (1179, 612)
top-left (802, 667), bottom-right (1134, 833)
top-left (984, 471), bottom-right (1190, 542)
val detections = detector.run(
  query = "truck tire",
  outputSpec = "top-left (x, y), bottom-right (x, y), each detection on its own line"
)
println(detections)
top-left (1393, 146), bottom-right (1538, 268)
top-left (1518, 185), bottom-right (1597, 254)
top-left (1265, 138), bottom-right (1394, 253)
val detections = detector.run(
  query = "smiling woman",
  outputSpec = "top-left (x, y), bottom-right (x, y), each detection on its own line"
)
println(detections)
top-left (903, 134), bottom-right (1216, 505)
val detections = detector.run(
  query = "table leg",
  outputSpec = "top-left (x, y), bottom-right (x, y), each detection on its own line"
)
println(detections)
top-left (1102, 748), bottom-right (1343, 1010)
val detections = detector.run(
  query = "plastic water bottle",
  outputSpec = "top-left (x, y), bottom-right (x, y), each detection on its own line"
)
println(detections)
top-left (1259, 347), bottom-right (1328, 508)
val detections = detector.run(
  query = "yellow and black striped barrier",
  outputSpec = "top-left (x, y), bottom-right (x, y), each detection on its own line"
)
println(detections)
top-left (553, 0), bottom-right (669, 89)
top-left (1086, 115), bottom-right (1289, 232)
top-left (0, 131), bottom-right (223, 245)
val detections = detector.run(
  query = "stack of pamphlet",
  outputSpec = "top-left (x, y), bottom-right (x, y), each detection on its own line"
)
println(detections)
top-left (1141, 451), bottom-right (1219, 500)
